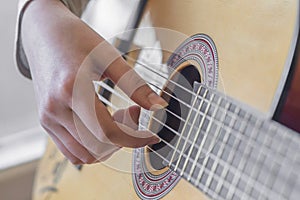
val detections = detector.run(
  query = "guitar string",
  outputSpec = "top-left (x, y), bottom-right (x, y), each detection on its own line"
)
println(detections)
top-left (124, 54), bottom-right (206, 100)
top-left (96, 59), bottom-right (297, 197)
top-left (98, 90), bottom-right (249, 199)
top-left (174, 87), bottom-right (210, 173)
top-left (97, 91), bottom-right (280, 200)
top-left (121, 55), bottom-right (297, 197)
top-left (101, 56), bottom-right (296, 163)
top-left (214, 107), bottom-right (251, 198)
top-left (98, 78), bottom-right (292, 166)
top-left (98, 79), bottom-right (227, 157)
top-left (122, 55), bottom-right (297, 161)
top-left (96, 79), bottom-right (296, 192)
top-left (171, 81), bottom-right (204, 170)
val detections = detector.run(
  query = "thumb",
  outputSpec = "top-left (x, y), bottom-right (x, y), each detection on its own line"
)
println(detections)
top-left (105, 57), bottom-right (168, 110)
top-left (113, 105), bottom-right (140, 130)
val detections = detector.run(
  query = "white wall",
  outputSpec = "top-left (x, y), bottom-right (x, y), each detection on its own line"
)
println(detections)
top-left (0, 1), bottom-right (40, 137)
top-left (0, 1), bottom-right (46, 172)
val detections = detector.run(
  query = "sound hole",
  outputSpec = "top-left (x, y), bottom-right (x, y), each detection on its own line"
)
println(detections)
top-left (148, 65), bottom-right (201, 170)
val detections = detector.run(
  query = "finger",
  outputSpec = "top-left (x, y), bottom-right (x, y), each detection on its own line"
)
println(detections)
top-left (71, 69), bottom-right (161, 148)
top-left (45, 125), bottom-right (97, 164)
top-left (45, 127), bottom-right (82, 165)
top-left (93, 98), bottom-right (161, 148)
top-left (72, 92), bottom-right (160, 148)
top-left (58, 108), bottom-right (121, 159)
top-left (105, 57), bottom-right (168, 110)
top-left (113, 122), bottom-right (161, 148)
top-left (49, 106), bottom-right (121, 160)
top-left (113, 105), bottom-right (140, 130)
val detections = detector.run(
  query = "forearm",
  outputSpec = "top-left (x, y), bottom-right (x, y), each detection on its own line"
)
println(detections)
top-left (16, 0), bottom-right (91, 78)
top-left (21, 0), bottom-right (103, 77)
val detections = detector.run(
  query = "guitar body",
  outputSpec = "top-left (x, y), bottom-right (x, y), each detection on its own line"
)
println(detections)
top-left (33, 1), bottom-right (299, 199)
top-left (33, 141), bottom-right (207, 200)
top-left (146, 0), bottom-right (298, 113)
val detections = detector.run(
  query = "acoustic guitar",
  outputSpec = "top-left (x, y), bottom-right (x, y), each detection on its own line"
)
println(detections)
top-left (33, 1), bottom-right (300, 199)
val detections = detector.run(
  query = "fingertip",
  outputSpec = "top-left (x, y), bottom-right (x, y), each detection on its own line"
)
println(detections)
top-left (147, 92), bottom-right (168, 110)
top-left (147, 136), bottom-right (161, 145)
top-left (128, 105), bottom-right (141, 120)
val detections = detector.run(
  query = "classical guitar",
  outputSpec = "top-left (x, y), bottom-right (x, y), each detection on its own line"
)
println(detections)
top-left (33, 1), bottom-right (300, 199)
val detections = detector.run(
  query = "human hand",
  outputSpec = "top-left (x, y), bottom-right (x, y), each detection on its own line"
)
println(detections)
top-left (21, 0), bottom-right (167, 164)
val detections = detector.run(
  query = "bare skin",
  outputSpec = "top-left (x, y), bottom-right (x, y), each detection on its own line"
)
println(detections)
top-left (21, 0), bottom-right (167, 164)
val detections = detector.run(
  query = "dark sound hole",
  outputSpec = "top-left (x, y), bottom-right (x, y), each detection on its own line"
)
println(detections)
top-left (148, 65), bottom-right (201, 170)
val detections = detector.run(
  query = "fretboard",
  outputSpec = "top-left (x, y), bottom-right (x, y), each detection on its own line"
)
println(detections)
top-left (140, 82), bottom-right (300, 200)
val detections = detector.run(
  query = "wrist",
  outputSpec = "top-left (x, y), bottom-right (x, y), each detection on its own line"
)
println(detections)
top-left (21, 0), bottom-right (79, 58)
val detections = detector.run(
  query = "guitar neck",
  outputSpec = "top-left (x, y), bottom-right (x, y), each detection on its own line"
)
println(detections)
top-left (141, 82), bottom-right (300, 200)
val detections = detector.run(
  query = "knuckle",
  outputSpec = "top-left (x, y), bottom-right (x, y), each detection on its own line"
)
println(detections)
top-left (39, 111), bottom-right (52, 128)
top-left (41, 97), bottom-right (57, 116)
top-left (59, 76), bottom-right (74, 104)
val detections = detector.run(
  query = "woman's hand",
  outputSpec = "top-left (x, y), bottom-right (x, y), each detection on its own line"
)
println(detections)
top-left (21, 0), bottom-right (166, 164)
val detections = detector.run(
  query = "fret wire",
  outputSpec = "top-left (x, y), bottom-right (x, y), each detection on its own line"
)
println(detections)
top-left (181, 92), bottom-right (215, 177)
top-left (193, 97), bottom-right (229, 197)
top-left (187, 94), bottom-right (221, 181)
top-left (233, 122), bottom-right (282, 199)
top-left (274, 130), bottom-right (295, 199)
top-left (101, 78), bottom-right (290, 169)
top-left (127, 53), bottom-right (297, 159)
top-left (181, 120), bottom-right (296, 200)
top-left (99, 78), bottom-right (261, 152)
top-left (149, 107), bottom-right (294, 200)
top-left (148, 106), bottom-right (286, 200)
top-left (97, 79), bottom-right (298, 198)
top-left (148, 80), bottom-right (292, 165)
top-left (228, 112), bottom-right (264, 198)
top-left (150, 77), bottom-right (296, 166)
top-left (98, 78), bottom-right (298, 167)
top-left (239, 120), bottom-right (273, 199)
top-left (178, 89), bottom-right (212, 176)
top-left (148, 80), bottom-right (258, 138)
top-left (136, 122), bottom-right (256, 200)
top-left (259, 127), bottom-right (299, 199)
top-left (218, 111), bottom-right (251, 198)
top-left (100, 77), bottom-right (292, 199)
top-left (284, 142), bottom-right (300, 199)
top-left (209, 118), bottom-right (294, 200)
top-left (209, 105), bottom-right (240, 198)
top-left (256, 125), bottom-right (281, 199)
top-left (196, 174), bottom-right (226, 200)
top-left (194, 101), bottom-right (231, 188)
top-left (170, 85), bottom-right (204, 169)
top-left (248, 123), bottom-right (296, 199)
top-left (261, 161), bottom-right (281, 200)
top-left (190, 108), bottom-right (290, 199)
top-left (197, 98), bottom-right (225, 198)
top-left (280, 170), bottom-right (295, 199)
top-left (172, 157), bottom-right (252, 200)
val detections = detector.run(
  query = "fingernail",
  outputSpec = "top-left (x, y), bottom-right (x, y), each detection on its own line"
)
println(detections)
top-left (148, 93), bottom-right (168, 110)
top-left (148, 137), bottom-right (161, 145)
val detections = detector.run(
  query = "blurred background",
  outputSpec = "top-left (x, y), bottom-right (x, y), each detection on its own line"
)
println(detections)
top-left (0, 1), bottom-right (47, 199)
